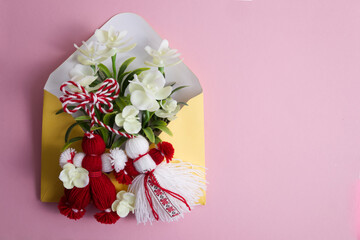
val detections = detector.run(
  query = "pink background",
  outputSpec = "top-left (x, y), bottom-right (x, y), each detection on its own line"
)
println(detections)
top-left (2, 0), bottom-right (360, 239)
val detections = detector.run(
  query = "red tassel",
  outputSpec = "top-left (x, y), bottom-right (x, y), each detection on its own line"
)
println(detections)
top-left (58, 134), bottom-right (119, 224)
top-left (149, 141), bottom-right (175, 165)
top-left (94, 211), bottom-right (120, 224)
top-left (114, 170), bottom-right (133, 185)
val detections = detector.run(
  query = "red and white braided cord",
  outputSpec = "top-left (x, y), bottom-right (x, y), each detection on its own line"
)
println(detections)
top-left (60, 79), bottom-right (133, 139)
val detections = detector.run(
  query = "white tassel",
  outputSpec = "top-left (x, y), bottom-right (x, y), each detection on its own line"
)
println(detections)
top-left (110, 148), bottom-right (127, 172)
top-left (128, 160), bottom-right (207, 224)
top-left (59, 148), bottom-right (76, 168)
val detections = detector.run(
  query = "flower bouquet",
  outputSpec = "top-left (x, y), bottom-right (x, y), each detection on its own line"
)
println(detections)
top-left (41, 13), bottom-right (206, 224)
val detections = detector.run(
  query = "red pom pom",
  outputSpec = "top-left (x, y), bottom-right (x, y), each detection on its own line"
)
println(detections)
top-left (158, 142), bottom-right (174, 162)
top-left (149, 142), bottom-right (175, 164)
top-left (114, 170), bottom-right (133, 185)
top-left (124, 158), bottom-right (140, 177)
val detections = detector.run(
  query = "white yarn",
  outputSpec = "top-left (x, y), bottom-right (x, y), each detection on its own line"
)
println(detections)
top-left (110, 148), bottom-right (128, 172)
top-left (59, 148), bottom-right (76, 168)
top-left (125, 135), bottom-right (149, 158)
top-left (125, 135), bottom-right (156, 173)
top-left (128, 160), bottom-right (207, 224)
top-left (101, 153), bottom-right (113, 172)
top-left (73, 153), bottom-right (85, 168)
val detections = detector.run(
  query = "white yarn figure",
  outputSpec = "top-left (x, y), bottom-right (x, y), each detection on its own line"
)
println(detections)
top-left (121, 135), bottom-right (206, 224)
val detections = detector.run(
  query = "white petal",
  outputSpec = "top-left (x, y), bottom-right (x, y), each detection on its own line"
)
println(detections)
top-left (73, 172), bottom-right (89, 188)
top-left (117, 207), bottom-right (130, 218)
top-left (122, 105), bottom-right (139, 118)
top-left (154, 86), bottom-right (172, 100)
top-left (95, 29), bottom-right (108, 43)
top-left (158, 39), bottom-right (169, 52)
top-left (122, 192), bottom-right (135, 205)
top-left (147, 99), bottom-right (160, 112)
top-left (63, 181), bottom-right (74, 189)
top-left (130, 90), bottom-right (153, 110)
top-left (111, 200), bottom-right (120, 212)
top-left (63, 163), bottom-right (75, 170)
top-left (59, 170), bottom-right (70, 183)
top-left (115, 113), bottom-right (125, 127)
top-left (142, 70), bottom-right (165, 88)
top-left (124, 119), bottom-right (141, 134)
top-left (116, 190), bottom-right (126, 200)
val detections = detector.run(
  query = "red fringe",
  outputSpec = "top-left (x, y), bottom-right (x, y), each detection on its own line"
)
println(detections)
top-left (115, 170), bottom-right (133, 184)
top-left (58, 196), bottom-right (86, 220)
top-left (94, 211), bottom-right (120, 224)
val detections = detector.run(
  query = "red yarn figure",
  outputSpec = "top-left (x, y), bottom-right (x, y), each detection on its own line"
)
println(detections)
top-left (58, 134), bottom-right (120, 224)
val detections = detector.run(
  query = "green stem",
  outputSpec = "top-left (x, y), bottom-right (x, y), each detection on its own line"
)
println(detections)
top-left (111, 54), bottom-right (117, 79)
top-left (158, 67), bottom-right (165, 77)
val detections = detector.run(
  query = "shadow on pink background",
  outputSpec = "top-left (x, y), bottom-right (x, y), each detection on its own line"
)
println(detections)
top-left (1, 0), bottom-right (360, 239)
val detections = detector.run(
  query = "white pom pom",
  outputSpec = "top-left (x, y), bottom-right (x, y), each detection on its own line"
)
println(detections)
top-left (73, 152), bottom-right (85, 167)
top-left (125, 135), bottom-right (149, 159)
top-left (59, 148), bottom-right (76, 168)
top-left (125, 135), bottom-right (156, 173)
top-left (110, 148), bottom-right (128, 173)
top-left (101, 153), bottom-right (113, 172)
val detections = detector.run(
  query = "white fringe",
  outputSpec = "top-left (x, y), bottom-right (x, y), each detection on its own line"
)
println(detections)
top-left (128, 160), bottom-right (207, 224)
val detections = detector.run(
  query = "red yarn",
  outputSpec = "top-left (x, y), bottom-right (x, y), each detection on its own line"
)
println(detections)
top-left (149, 142), bottom-right (174, 165)
top-left (114, 170), bottom-right (133, 185)
top-left (124, 158), bottom-right (140, 177)
top-left (58, 134), bottom-right (119, 224)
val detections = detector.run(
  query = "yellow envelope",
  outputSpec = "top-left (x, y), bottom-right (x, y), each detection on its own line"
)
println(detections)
top-left (41, 13), bottom-right (206, 204)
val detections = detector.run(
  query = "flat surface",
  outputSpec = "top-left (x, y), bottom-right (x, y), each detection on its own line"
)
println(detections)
top-left (2, 0), bottom-right (360, 239)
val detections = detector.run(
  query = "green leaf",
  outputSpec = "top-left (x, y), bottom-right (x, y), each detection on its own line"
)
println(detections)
top-left (97, 127), bottom-right (109, 145)
top-left (118, 71), bottom-right (130, 83)
top-left (65, 122), bottom-right (79, 143)
top-left (151, 120), bottom-right (167, 126)
top-left (62, 136), bottom-right (83, 151)
top-left (143, 127), bottom-right (155, 143)
top-left (98, 63), bottom-right (112, 78)
top-left (115, 96), bottom-right (131, 111)
top-left (178, 102), bottom-right (189, 106)
top-left (118, 57), bottom-right (136, 78)
top-left (74, 115), bottom-right (91, 121)
top-left (56, 106), bottom-right (75, 115)
top-left (170, 86), bottom-right (189, 96)
top-left (154, 125), bottom-right (173, 136)
top-left (90, 126), bottom-right (104, 131)
top-left (103, 111), bottom-right (118, 125)
top-left (78, 122), bottom-right (90, 132)
top-left (111, 54), bottom-right (117, 78)
top-left (155, 136), bottom-right (162, 144)
top-left (111, 136), bottom-right (128, 149)
top-left (121, 68), bottom-right (150, 94)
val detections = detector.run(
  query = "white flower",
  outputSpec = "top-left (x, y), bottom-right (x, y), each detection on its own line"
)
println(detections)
top-left (74, 41), bottom-right (111, 65)
top-left (144, 39), bottom-right (182, 67)
top-left (59, 163), bottom-right (89, 189)
top-left (128, 70), bottom-right (172, 111)
top-left (155, 98), bottom-right (181, 121)
top-left (95, 26), bottom-right (136, 54)
top-left (111, 190), bottom-right (135, 218)
top-left (115, 105), bottom-right (141, 134)
top-left (69, 64), bottom-right (98, 90)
